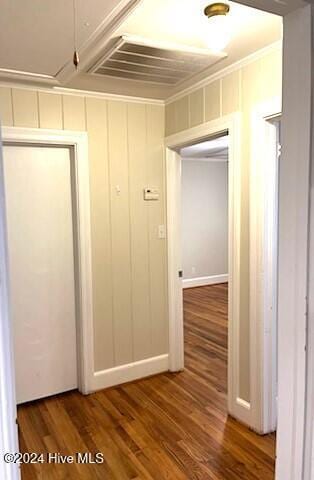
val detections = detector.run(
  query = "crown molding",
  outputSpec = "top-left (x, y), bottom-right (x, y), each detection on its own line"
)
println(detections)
top-left (0, 81), bottom-right (165, 106)
top-left (165, 40), bottom-right (282, 105)
top-left (0, 68), bottom-right (59, 86)
top-left (53, 86), bottom-right (164, 105)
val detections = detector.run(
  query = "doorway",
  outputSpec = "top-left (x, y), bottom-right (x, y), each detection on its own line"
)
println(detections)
top-left (181, 135), bottom-right (229, 289)
top-left (166, 113), bottom-right (246, 423)
top-left (181, 133), bottom-right (229, 405)
top-left (166, 111), bottom-right (280, 433)
top-left (1, 127), bottom-right (94, 405)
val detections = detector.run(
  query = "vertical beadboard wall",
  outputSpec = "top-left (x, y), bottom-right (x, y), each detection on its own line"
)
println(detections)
top-left (165, 46), bottom-right (282, 402)
top-left (0, 87), bottom-right (168, 375)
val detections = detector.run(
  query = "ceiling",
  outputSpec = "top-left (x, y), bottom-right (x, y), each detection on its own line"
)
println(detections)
top-left (0, 0), bottom-right (127, 77)
top-left (181, 136), bottom-right (229, 161)
top-left (233, 0), bottom-right (307, 15)
top-left (0, 0), bottom-right (294, 99)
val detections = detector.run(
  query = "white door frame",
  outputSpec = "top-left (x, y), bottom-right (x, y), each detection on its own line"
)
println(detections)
top-left (1, 127), bottom-right (94, 397)
top-left (0, 128), bottom-right (20, 480)
top-left (250, 97), bottom-right (282, 434)
top-left (276, 5), bottom-right (312, 480)
top-left (165, 113), bottom-right (252, 425)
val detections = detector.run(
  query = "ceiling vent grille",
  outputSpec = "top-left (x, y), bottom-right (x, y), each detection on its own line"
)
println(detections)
top-left (89, 36), bottom-right (227, 86)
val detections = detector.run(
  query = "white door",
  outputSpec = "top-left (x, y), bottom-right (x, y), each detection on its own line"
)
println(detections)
top-left (3, 145), bottom-right (78, 404)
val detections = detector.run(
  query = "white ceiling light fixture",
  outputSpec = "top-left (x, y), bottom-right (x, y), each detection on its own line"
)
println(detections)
top-left (204, 2), bottom-right (232, 52)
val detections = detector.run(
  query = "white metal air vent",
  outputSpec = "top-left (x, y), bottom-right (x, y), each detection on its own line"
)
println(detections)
top-left (89, 36), bottom-right (227, 86)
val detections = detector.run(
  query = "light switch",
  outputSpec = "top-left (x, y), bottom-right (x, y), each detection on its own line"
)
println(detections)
top-left (144, 187), bottom-right (159, 201)
top-left (158, 225), bottom-right (166, 239)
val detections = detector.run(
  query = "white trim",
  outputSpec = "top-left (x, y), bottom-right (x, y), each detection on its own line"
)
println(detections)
top-left (166, 149), bottom-right (184, 372)
top-left (165, 113), bottom-right (248, 425)
top-left (250, 98), bottom-right (281, 435)
top-left (0, 69), bottom-right (57, 86)
top-left (0, 81), bottom-right (164, 106)
top-left (92, 354), bottom-right (169, 391)
top-left (53, 86), bottom-right (164, 105)
top-left (165, 41), bottom-right (282, 105)
top-left (276, 6), bottom-right (312, 480)
top-left (182, 157), bottom-right (228, 163)
top-left (183, 274), bottom-right (228, 289)
top-left (236, 398), bottom-right (251, 411)
top-left (1, 127), bottom-right (94, 395)
top-left (0, 129), bottom-right (20, 480)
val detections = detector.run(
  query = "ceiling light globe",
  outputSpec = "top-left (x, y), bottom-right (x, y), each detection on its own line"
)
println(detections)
top-left (205, 14), bottom-right (231, 52)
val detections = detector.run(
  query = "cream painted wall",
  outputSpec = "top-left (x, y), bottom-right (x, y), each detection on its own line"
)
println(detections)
top-left (0, 44), bottom-right (282, 399)
top-left (165, 46), bottom-right (282, 402)
top-left (181, 159), bottom-right (228, 280)
top-left (0, 87), bottom-right (168, 373)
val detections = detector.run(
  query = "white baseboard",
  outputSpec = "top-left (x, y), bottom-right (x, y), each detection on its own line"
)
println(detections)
top-left (183, 274), bottom-right (228, 289)
top-left (236, 397), bottom-right (251, 411)
top-left (229, 397), bottom-right (251, 427)
top-left (92, 354), bottom-right (169, 392)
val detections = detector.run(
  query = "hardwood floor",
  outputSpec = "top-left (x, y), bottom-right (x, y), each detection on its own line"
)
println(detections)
top-left (18, 283), bottom-right (276, 480)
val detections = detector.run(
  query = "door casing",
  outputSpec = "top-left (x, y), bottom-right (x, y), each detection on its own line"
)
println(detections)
top-left (165, 113), bottom-right (252, 424)
top-left (2, 127), bottom-right (94, 397)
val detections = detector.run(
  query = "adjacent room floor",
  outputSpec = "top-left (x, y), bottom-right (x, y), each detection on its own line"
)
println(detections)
top-left (18, 284), bottom-right (275, 480)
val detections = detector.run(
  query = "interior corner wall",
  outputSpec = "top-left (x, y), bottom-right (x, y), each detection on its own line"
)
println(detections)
top-left (165, 46), bottom-right (282, 402)
top-left (0, 87), bottom-right (168, 377)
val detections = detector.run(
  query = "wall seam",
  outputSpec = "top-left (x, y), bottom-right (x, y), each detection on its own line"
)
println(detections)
top-left (61, 95), bottom-right (65, 130)
top-left (202, 87), bottom-right (205, 125)
top-left (37, 91), bottom-right (41, 128)
top-left (146, 105), bottom-right (153, 357)
top-left (10, 88), bottom-right (14, 126)
top-left (239, 69), bottom-right (243, 112)
top-left (83, 96), bottom-right (87, 131)
top-left (219, 79), bottom-right (223, 118)
top-left (106, 101), bottom-right (116, 366)
top-left (126, 103), bottom-right (135, 363)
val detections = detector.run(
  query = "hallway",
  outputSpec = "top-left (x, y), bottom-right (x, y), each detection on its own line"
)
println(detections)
top-left (18, 284), bottom-right (275, 480)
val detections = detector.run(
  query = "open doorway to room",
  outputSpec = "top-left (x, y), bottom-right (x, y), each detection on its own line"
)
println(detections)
top-left (181, 135), bottom-right (229, 402)
top-left (165, 116), bottom-right (245, 423)
top-left (165, 109), bottom-right (281, 476)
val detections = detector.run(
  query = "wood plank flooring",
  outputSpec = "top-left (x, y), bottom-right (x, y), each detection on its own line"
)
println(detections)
top-left (17, 283), bottom-right (276, 479)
